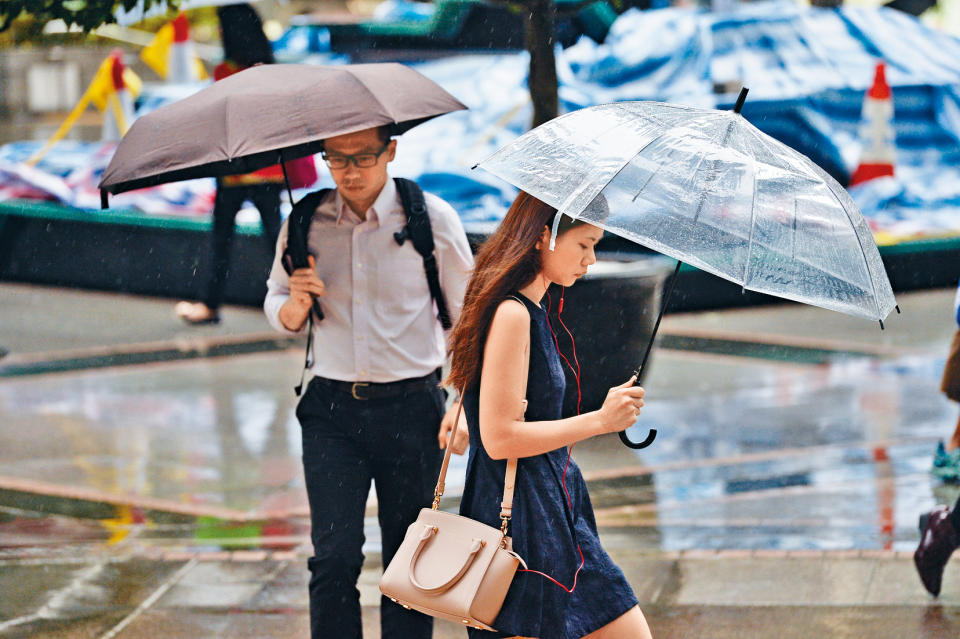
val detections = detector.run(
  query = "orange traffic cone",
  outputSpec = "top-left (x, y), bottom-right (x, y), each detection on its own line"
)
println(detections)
top-left (850, 62), bottom-right (895, 186)
top-left (101, 50), bottom-right (136, 142)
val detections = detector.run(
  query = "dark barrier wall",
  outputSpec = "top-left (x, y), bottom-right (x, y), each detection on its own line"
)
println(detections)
top-left (0, 214), bottom-right (274, 307)
top-left (0, 209), bottom-right (675, 419)
top-left (545, 260), bottom-right (672, 417)
top-left (2, 208), bottom-right (958, 319)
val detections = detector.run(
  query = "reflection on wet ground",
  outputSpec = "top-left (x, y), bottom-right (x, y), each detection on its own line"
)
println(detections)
top-left (1, 284), bottom-right (958, 637)
top-left (0, 289), bottom-right (955, 555)
top-left (0, 349), bottom-right (949, 557)
top-left (598, 352), bottom-right (953, 552)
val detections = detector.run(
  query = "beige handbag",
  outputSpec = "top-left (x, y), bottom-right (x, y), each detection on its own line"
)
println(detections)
top-left (380, 344), bottom-right (530, 631)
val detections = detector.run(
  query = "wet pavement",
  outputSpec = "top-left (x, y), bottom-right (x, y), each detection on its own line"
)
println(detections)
top-left (1, 281), bottom-right (959, 638)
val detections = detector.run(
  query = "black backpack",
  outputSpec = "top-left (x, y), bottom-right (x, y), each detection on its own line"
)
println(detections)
top-left (283, 177), bottom-right (452, 393)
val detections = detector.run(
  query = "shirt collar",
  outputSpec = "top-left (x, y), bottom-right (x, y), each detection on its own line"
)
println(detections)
top-left (334, 177), bottom-right (397, 226)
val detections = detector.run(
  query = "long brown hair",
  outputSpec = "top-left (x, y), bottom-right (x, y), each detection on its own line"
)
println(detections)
top-left (446, 191), bottom-right (587, 392)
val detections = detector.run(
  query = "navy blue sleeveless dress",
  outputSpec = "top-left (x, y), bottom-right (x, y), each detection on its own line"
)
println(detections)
top-left (459, 294), bottom-right (638, 639)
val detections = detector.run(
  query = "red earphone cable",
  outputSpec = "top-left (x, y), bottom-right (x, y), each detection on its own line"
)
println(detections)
top-left (522, 287), bottom-right (585, 593)
top-left (517, 545), bottom-right (585, 594)
top-left (545, 289), bottom-right (582, 414)
top-left (556, 290), bottom-right (583, 415)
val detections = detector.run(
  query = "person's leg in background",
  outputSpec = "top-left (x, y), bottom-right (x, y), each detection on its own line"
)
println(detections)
top-left (249, 182), bottom-right (283, 249)
top-left (916, 306), bottom-right (960, 596)
top-left (947, 413), bottom-right (960, 455)
top-left (942, 330), bottom-right (960, 451)
top-left (915, 492), bottom-right (960, 596)
top-left (298, 380), bottom-right (371, 639)
top-left (368, 385), bottom-right (445, 639)
top-left (202, 183), bottom-right (249, 314)
top-left (176, 182), bottom-right (246, 324)
top-left (933, 330), bottom-right (960, 478)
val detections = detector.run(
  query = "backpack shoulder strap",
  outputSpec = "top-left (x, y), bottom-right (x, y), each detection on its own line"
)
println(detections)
top-left (283, 188), bottom-right (330, 397)
top-left (287, 188), bottom-right (330, 252)
top-left (282, 187), bottom-right (330, 278)
top-left (393, 177), bottom-right (452, 330)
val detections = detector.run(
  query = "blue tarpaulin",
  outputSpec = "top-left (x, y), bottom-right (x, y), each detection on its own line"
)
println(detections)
top-left (4, 1), bottom-right (960, 243)
top-left (555, 3), bottom-right (960, 242)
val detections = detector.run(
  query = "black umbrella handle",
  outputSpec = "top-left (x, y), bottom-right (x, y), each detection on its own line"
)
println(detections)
top-left (621, 92), bottom-right (748, 451)
top-left (619, 428), bottom-right (658, 449)
top-left (618, 260), bottom-right (683, 450)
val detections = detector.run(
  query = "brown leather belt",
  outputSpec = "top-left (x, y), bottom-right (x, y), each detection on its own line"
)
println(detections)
top-left (313, 369), bottom-right (441, 401)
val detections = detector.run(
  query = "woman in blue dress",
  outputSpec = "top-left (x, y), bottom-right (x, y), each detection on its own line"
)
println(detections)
top-left (446, 192), bottom-right (653, 638)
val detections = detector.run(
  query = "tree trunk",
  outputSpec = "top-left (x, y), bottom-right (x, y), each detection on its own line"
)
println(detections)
top-left (523, 0), bottom-right (559, 128)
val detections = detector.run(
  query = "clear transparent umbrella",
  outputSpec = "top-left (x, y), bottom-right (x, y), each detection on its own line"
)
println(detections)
top-left (474, 89), bottom-right (898, 448)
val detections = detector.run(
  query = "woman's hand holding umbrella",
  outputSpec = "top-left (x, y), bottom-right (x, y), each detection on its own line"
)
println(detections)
top-left (596, 375), bottom-right (646, 434)
top-left (475, 88), bottom-right (898, 449)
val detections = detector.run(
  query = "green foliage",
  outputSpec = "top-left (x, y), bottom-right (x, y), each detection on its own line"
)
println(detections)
top-left (0, 0), bottom-right (178, 33)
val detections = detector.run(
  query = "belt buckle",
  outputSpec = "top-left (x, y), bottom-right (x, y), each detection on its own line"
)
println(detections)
top-left (351, 382), bottom-right (370, 400)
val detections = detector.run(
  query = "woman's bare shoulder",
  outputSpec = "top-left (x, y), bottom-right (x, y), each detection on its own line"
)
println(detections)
top-left (491, 297), bottom-right (530, 329)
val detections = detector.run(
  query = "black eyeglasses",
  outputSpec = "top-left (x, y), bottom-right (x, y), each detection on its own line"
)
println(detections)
top-left (321, 143), bottom-right (390, 169)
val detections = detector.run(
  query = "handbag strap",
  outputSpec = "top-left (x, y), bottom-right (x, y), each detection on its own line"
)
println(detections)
top-left (499, 295), bottom-right (531, 523)
top-left (432, 296), bottom-right (531, 537)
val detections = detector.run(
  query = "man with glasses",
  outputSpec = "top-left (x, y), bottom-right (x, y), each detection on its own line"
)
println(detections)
top-left (263, 125), bottom-right (473, 639)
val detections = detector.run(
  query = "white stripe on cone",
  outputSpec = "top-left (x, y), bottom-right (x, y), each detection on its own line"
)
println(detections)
top-left (168, 13), bottom-right (200, 84)
top-left (102, 52), bottom-right (136, 142)
top-left (101, 90), bottom-right (135, 142)
top-left (851, 62), bottom-right (895, 186)
top-left (168, 41), bottom-right (198, 83)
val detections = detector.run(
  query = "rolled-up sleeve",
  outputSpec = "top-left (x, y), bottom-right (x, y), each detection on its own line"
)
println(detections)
top-left (425, 193), bottom-right (474, 331)
top-left (264, 218), bottom-right (307, 335)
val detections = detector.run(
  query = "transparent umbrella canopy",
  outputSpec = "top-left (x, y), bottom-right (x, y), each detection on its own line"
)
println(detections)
top-left (474, 89), bottom-right (898, 448)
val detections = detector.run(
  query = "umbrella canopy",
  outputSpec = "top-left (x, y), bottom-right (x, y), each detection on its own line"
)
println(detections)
top-left (99, 62), bottom-right (467, 195)
top-left (476, 99), bottom-right (897, 323)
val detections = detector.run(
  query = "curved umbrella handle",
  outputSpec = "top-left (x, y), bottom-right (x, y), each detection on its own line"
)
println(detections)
top-left (618, 260), bottom-right (683, 451)
top-left (619, 429), bottom-right (658, 449)
top-left (618, 95), bottom-right (750, 451)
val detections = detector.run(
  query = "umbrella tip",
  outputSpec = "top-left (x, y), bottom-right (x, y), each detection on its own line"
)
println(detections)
top-left (879, 319), bottom-right (885, 331)
top-left (470, 163), bottom-right (478, 170)
top-left (895, 305), bottom-right (901, 314)
top-left (100, 190), bottom-right (109, 210)
top-left (733, 87), bottom-right (749, 114)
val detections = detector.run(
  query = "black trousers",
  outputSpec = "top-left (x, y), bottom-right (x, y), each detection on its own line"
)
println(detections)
top-left (296, 376), bottom-right (445, 639)
top-left (203, 182), bottom-right (282, 310)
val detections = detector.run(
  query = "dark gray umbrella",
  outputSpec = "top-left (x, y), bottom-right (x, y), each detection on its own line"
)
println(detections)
top-left (98, 62), bottom-right (467, 198)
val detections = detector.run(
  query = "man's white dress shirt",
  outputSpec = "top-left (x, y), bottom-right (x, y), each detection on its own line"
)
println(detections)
top-left (264, 178), bottom-right (474, 383)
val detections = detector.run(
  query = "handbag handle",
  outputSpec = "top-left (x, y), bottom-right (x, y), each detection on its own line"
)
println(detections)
top-left (408, 524), bottom-right (485, 594)
top-left (432, 296), bottom-right (531, 536)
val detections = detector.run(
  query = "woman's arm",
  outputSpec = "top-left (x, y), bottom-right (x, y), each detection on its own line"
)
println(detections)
top-left (478, 300), bottom-right (645, 460)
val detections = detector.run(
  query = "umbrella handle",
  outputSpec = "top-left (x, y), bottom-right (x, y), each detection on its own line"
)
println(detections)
top-left (618, 93), bottom-right (748, 451)
top-left (619, 428), bottom-right (657, 449)
top-left (616, 260), bottom-right (682, 451)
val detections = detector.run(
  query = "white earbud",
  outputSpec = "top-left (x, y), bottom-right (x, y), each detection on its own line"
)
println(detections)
top-left (548, 212), bottom-right (562, 251)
